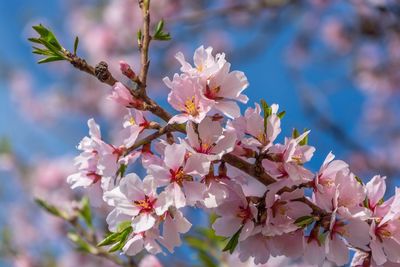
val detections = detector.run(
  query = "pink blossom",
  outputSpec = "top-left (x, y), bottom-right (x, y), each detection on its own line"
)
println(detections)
top-left (368, 188), bottom-right (400, 265)
top-left (262, 131), bottom-right (315, 183)
top-left (229, 103), bottom-right (281, 151)
top-left (175, 45), bottom-right (249, 118)
top-left (109, 82), bottom-right (143, 108)
top-left (122, 229), bottom-right (162, 256)
top-left (147, 143), bottom-right (205, 208)
top-left (159, 208), bottom-right (192, 252)
top-left (104, 174), bottom-right (165, 234)
top-left (212, 182), bottom-right (257, 241)
top-left (183, 117), bottom-right (236, 175)
top-left (313, 152), bottom-right (349, 211)
top-left (263, 187), bottom-right (312, 236)
top-left (139, 255), bottom-right (163, 267)
top-left (165, 74), bottom-right (212, 124)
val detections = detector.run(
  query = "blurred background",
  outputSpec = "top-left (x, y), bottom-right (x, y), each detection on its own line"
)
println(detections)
top-left (1, 0), bottom-right (400, 266)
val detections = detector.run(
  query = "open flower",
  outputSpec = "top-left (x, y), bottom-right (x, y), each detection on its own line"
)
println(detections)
top-left (175, 45), bottom-right (249, 118)
top-left (165, 74), bottom-right (212, 124)
top-left (104, 174), bottom-right (168, 234)
top-left (262, 131), bottom-right (315, 184)
top-left (212, 182), bottom-right (257, 241)
top-left (230, 103), bottom-right (281, 151)
top-left (183, 117), bottom-right (236, 176)
top-left (147, 143), bottom-right (206, 208)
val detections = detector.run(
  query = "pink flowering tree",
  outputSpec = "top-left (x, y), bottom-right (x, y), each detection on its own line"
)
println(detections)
top-left (14, 1), bottom-right (400, 266)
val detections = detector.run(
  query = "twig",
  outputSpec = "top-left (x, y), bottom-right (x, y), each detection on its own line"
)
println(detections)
top-left (125, 124), bottom-right (175, 155)
top-left (138, 0), bottom-right (151, 97)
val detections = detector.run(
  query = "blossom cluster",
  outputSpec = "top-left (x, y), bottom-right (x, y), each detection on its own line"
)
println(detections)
top-left (68, 46), bottom-right (400, 266)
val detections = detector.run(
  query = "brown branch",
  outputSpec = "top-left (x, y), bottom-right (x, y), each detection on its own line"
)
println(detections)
top-left (125, 124), bottom-right (175, 155)
top-left (138, 0), bottom-right (151, 97)
top-left (64, 51), bottom-right (117, 86)
top-left (222, 153), bottom-right (275, 186)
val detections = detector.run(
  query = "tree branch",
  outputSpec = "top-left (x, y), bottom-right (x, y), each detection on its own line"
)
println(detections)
top-left (138, 0), bottom-right (152, 97)
top-left (125, 124), bottom-right (175, 155)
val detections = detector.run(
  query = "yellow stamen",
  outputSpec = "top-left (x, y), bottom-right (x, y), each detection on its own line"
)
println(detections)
top-left (184, 97), bottom-right (199, 116)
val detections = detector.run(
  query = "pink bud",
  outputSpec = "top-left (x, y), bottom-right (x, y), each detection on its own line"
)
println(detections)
top-left (109, 82), bottom-right (144, 109)
top-left (120, 60), bottom-right (136, 79)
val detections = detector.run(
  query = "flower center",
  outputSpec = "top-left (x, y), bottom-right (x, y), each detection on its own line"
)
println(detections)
top-left (271, 201), bottom-right (287, 217)
top-left (184, 97), bottom-right (199, 116)
top-left (169, 167), bottom-right (190, 185)
top-left (87, 172), bottom-right (101, 184)
top-left (376, 223), bottom-right (391, 241)
top-left (204, 84), bottom-right (221, 100)
top-left (196, 143), bottom-right (212, 154)
top-left (256, 132), bottom-right (267, 144)
top-left (237, 206), bottom-right (252, 222)
top-left (134, 195), bottom-right (156, 213)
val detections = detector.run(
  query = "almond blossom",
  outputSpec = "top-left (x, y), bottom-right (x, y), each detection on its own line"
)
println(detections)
top-left (183, 116), bottom-right (236, 176)
top-left (212, 182), bottom-right (257, 241)
top-left (229, 103), bottom-right (281, 152)
top-left (147, 143), bottom-right (205, 208)
top-left (262, 131), bottom-right (315, 184)
top-left (164, 74), bottom-right (212, 124)
top-left (174, 45), bottom-right (249, 118)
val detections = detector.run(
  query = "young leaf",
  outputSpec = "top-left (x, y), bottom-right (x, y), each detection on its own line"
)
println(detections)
top-left (153, 19), bottom-right (171, 41)
top-left (137, 30), bottom-right (142, 45)
top-left (35, 198), bottom-right (68, 219)
top-left (38, 56), bottom-right (65, 64)
top-left (155, 20), bottom-right (164, 35)
top-left (73, 36), bottom-right (79, 55)
top-left (108, 226), bottom-right (132, 253)
top-left (198, 250), bottom-right (218, 267)
top-left (292, 128), bottom-right (300, 139)
top-left (79, 197), bottom-right (92, 228)
top-left (299, 129), bottom-right (309, 146)
top-left (67, 232), bottom-right (97, 254)
top-left (222, 226), bottom-right (242, 254)
top-left (294, 215), bottom-right (314, 228)
top-left (97, 232), bottom-right (122, 247)
top-left (277, 110), bottom-right (286, 119)
top-left (32, 24), bottom-right (62, 50)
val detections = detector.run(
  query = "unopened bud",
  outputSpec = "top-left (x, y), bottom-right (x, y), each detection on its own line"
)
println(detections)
top-left (120, 60), bottom-right (136, 80)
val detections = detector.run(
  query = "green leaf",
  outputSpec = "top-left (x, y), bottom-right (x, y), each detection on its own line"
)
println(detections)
top-left (155, 20), bottom-right (164, 35)
top-left (67, 232), bottom-right (97, 254)
top-left (32, 24), bottom-right (62, 51)
top-left (117, 164), bottom-right (127, 178)
top-left (299, 129), bottom-right (309, 146)
top-left (97, 232), bottom-right (122, 247)
top-left (277, 111), bottom-right (286, 119)
top-left (117, 221), bottom-right (132, 232)
top-left (79, 197), bottom-right (92, 228)
top-left (32, 46), bottom-right (54, 56)
top-left (35, 198), bottom-right (68, 219)
top-left (294, 215), bottom-right (314, 228)
top-left (198, 250), bottom-right (218, 267)
top-left (97, 223), bottom-right (132, 251)
top-left (222, 227), bottom-right (242, 254)
top-left (73, 36), bottom-right (79, 55)
top-left (185, 236), bottom-right (210, 253)
top-left (108, 227), bottom-right (132, 253)
top-left (354, 175), bottom-right (364, 185)
top-left (29, 24), bottom-right (68, 64)
top-left (292, 128), bottom-right (300, 139)
top-left (137, 30), bottom-right (142, 45)
top-left (38, 56), bottom-right (65, 64)
top-left (153, 19), bottom-right (171, 41)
